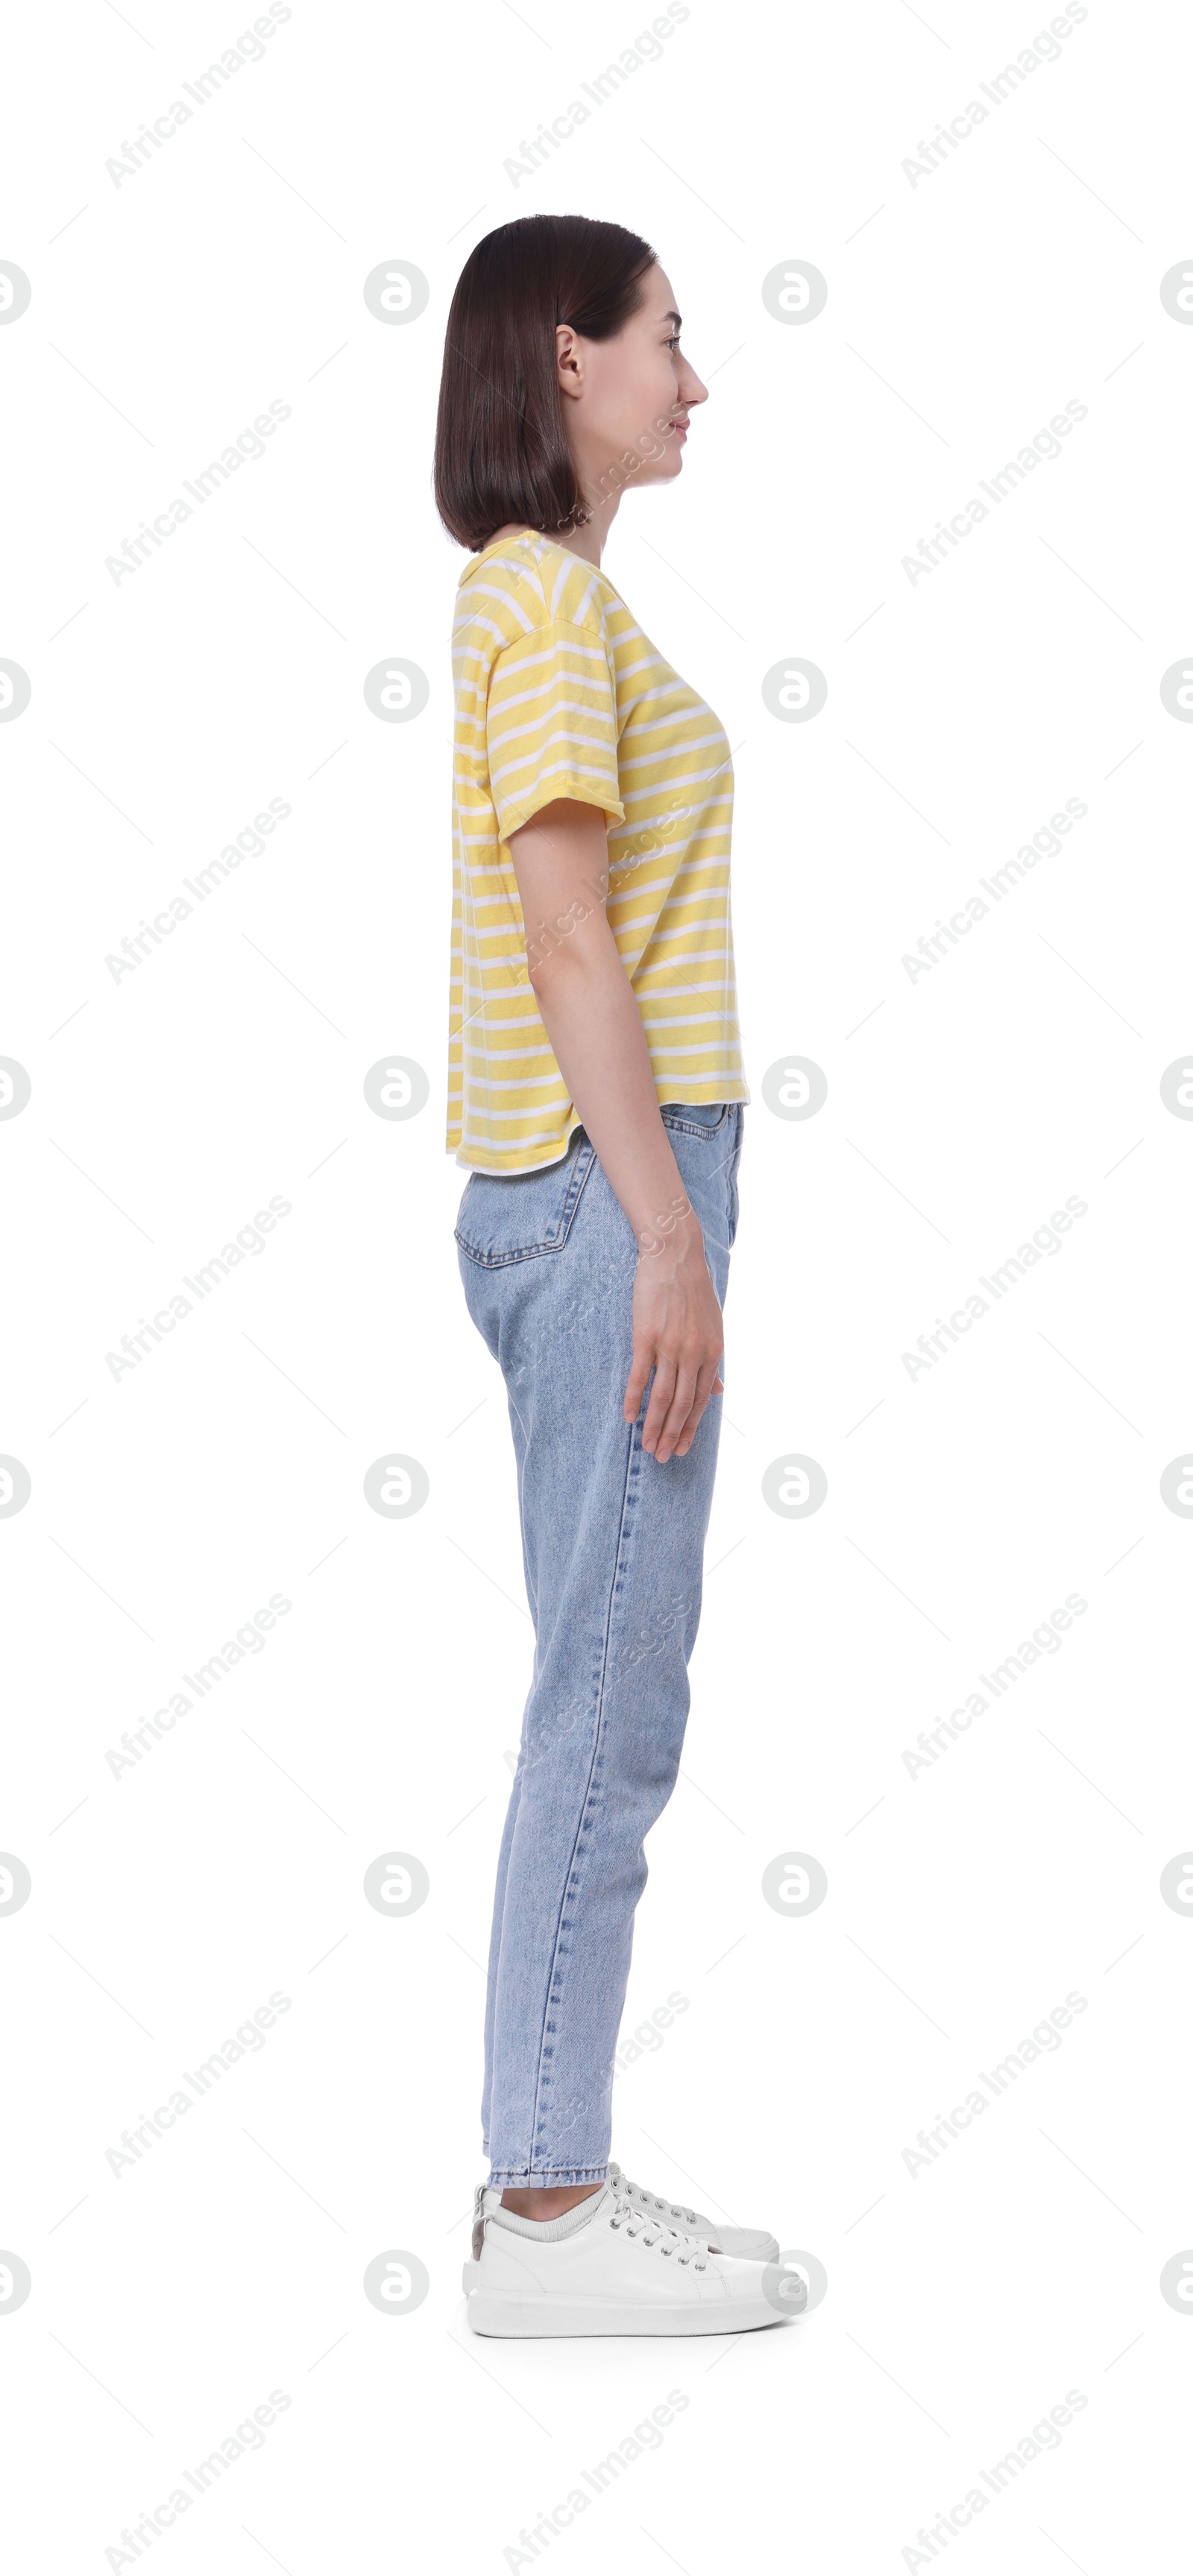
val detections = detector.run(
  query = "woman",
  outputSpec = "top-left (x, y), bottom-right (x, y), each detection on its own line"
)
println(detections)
top-left (436, 214), bottom-right (787, 2337)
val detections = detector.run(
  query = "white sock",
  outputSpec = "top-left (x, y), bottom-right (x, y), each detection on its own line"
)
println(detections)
top-left (489, 2185), bottom-right (610, 2241)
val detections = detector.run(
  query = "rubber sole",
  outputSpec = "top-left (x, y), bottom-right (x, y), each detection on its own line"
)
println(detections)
top-left (466, 2294), bottom-right (783, 2338)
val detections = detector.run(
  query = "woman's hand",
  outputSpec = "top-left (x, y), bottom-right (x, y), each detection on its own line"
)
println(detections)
top-left (625, 1208), bottom-right (725, 1462)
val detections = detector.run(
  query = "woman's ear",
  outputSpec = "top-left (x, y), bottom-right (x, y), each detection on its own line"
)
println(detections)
top-left (555, 322), bottom-right (585, 398)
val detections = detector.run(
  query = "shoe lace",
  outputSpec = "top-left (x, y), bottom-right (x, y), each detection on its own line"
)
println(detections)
top-left (609, 2162), bottom-right (700, 2231)
top-left (606, 2179), bottom-right (707, 2268)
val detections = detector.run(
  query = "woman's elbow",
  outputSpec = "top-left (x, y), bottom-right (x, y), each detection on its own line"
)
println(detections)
top-left (525, 909), bottom-right (612, 997)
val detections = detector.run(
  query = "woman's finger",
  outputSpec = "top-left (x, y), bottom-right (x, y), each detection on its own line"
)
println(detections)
top-left (623, 1339), bottom-right (654, 1424)
top-left (640, 1355), bottom-right (679, 1455)
top-left (652, 1365), bottom-right (700, 1463)
top-left (673, 1359), bottom-right (722, 1456)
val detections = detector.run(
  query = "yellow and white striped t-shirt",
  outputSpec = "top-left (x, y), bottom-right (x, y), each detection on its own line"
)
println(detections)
top-left (447, 529), bottom-right (748, 1172)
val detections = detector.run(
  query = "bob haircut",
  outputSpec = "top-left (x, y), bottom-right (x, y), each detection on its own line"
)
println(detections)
top-left (435, 213), bottom-right (656, 552)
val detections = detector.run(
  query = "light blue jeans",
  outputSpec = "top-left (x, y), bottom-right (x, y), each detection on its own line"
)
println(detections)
top-left (456, 1102), bottom-right (743, 2185)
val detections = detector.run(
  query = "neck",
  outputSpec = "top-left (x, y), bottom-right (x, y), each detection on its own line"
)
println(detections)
top-left (485, 488), bottom-right (621, 569)
top-left (560, 483), bottom-right (624, 564)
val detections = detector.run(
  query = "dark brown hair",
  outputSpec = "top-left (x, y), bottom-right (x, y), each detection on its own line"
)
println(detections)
top-left (434, 213), bottom-right (656, 552)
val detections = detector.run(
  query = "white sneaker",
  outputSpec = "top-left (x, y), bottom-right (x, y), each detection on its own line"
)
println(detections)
top-left (606, 2160), bottom-right (779, 2263)
top-left (462, 2178), bottom-right (793, 2338)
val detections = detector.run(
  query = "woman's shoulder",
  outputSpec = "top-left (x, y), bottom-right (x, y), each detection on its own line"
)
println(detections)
top-left (454, 532), bottom-right (616, 651)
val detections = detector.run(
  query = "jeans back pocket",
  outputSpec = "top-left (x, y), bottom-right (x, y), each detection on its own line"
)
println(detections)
top-left (658, 1100), bottom-right (731, 1141)
top-left (455, 1130), bottom-right (596, 1267)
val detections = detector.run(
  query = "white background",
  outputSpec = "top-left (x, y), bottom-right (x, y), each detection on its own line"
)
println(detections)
top-left (3, 0), bottom-right (1192, 2567)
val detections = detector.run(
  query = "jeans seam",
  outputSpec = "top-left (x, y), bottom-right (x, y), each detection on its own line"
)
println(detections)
top-left (687, 1123), bottom-right (740, 1258)
top-left (526, 1410), bottom-right (640, 2170)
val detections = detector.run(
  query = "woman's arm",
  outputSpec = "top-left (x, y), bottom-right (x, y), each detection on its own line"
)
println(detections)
top-left (507, 796), bottom-right (725, 1465)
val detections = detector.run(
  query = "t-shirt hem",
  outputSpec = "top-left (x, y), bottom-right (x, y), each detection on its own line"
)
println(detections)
top-left (657, 1080), bottom-right (752, 1106)
top-left (447, 1080), bottom-right (749, 1175)
top-left (497, 779), bottom-right (625, 841)
top-left (451, 1125), bottom-right (581, 1178)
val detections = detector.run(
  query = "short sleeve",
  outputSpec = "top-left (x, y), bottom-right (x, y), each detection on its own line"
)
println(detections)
top-left (485, 618), bottom-right (624, 842)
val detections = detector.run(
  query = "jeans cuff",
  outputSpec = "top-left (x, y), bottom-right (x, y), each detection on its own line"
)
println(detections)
top-left (487, 2162), bottom-right (609, 2188)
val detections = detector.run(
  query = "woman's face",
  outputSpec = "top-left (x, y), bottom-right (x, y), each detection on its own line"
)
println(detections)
top-left (557, 264), bottom-right (708, 513)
